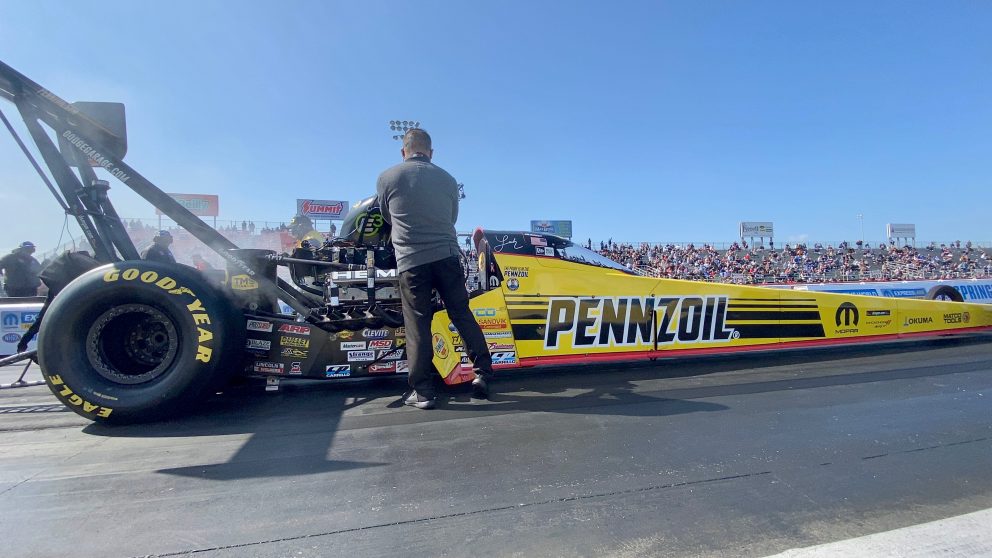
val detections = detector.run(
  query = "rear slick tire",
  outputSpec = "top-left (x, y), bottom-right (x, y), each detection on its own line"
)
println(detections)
top-left (37, 261), bottom-right (244, 424)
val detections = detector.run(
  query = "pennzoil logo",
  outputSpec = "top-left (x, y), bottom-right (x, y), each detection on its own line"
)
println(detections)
top-left (432, 333), bottom-right (448, 358)
top-left (544, 296), bottom-right (737, 349)
top-left (231, 274), bottom-right (259, 291)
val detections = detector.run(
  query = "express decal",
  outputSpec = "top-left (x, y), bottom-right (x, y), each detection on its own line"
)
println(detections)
top-left (544, 296), bottom-right (737, 349)
top-left (103, 268), bottom-right (216, 363)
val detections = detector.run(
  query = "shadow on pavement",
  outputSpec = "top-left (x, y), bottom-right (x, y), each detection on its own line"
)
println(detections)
top-left (76, 336), bottom-right (991, 481)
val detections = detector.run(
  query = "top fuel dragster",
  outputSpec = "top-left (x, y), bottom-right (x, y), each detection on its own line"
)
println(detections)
top-left (2, 59), bottom-right (990, 424)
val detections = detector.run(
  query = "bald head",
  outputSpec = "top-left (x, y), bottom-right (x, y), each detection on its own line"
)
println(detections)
top-left (402, 128), bottom-right (433, 160)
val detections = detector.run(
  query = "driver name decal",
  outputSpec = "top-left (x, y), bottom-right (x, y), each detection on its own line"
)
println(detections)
top-left (544, 296), bottom-right (737, 349)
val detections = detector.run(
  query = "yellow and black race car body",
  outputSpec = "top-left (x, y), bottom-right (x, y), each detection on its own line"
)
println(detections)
top-left (431, 230), bottom-right (992, 385)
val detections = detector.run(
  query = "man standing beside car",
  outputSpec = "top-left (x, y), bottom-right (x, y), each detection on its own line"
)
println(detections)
top-left (0, 241), bottom-right (42, 297)
top-left (376, 128), bottom-right (493, 409)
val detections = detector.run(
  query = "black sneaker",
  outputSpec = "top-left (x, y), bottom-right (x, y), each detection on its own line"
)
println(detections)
top-left (471, 374), bottom-right (490, 399)
top-left (404, 392), bottom-right (436, 410)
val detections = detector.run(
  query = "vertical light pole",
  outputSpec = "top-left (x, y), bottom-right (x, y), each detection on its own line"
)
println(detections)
top-left (857, 213), bottom-right (864, 244)
top-left (388, 120), bottom-right (421, 141)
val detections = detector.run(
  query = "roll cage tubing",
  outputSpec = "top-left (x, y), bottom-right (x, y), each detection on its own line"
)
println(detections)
top-left (0, 60), bottom-right (316, 319)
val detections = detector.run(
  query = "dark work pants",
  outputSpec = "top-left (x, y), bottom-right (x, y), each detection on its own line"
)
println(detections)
top-left (399, 256), bottom-right (493, 397)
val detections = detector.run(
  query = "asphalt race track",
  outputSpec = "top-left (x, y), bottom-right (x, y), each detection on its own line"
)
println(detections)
top-left (2, 337), bottom-right (991, 558)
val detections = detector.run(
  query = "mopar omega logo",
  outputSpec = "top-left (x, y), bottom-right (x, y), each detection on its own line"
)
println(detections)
top-left (835, 302), bottom-right (859, 327)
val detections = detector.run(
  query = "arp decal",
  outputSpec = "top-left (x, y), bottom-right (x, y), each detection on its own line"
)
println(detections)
top-left (278, 324), bottom-right (311, 336)
top-left (544, 296), bottom-right (737, 349)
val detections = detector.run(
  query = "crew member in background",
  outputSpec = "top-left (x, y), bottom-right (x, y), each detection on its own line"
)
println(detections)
top-left (0, 241), bottom-right (42, 297)
top-left (142, 230), bottom-right (176, 264)
top-left (376, 128), bottom-right (494, 410)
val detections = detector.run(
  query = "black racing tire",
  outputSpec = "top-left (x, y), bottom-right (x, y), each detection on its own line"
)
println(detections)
top-left (925, 285), bottom-right (963, 302)
top-left (37, 261), bottom-right (245, 424)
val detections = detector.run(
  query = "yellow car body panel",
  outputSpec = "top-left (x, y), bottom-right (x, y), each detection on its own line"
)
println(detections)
top-left (432, 239), bottom-right (992, 384)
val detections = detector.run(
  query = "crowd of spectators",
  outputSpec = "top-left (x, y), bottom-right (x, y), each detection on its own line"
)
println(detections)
top-left (592, 239), bottom-right (991, 284)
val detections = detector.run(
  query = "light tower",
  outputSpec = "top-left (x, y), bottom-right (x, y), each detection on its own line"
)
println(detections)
top-left (388, 120), bottom-right (421, 141)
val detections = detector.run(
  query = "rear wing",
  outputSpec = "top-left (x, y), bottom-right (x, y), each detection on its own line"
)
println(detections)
top-left (0, 60), bottom-right (314, 317)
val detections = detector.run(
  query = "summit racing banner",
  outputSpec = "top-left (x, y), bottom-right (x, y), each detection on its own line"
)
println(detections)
top-left (297, 199), bottom-right (349, 220)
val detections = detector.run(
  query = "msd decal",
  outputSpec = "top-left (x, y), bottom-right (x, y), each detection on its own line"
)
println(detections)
top-left (278, 324), bottom-right (311, 336)
top-left (369, 339), bottom-right (392, 350)
top-left (544, 296), bottom-right (737, 349)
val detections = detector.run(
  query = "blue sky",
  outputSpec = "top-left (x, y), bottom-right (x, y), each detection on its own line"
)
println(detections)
top-left (1, 0), bottom-right (990, 253)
